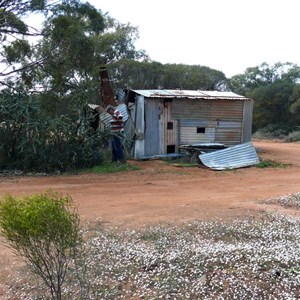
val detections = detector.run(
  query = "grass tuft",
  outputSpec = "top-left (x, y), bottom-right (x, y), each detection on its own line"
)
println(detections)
top-left (256, 160), bottom-right (289, 168)
top-left (79, 162), bottom-right (140, 174)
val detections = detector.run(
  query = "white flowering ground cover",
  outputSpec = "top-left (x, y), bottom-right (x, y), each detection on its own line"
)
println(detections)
top-left (2, 194), bottom-right (300, 299)
top-left (263, 192), bottom-right (300, 208)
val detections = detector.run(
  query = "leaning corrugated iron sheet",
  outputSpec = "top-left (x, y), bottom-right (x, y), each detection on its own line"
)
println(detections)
top-left (132, 89), bottom-right (250, 100)
top-left (199, 142), bottom-right (260, 170)
top-left (99, 103), bottom-right (129, 129)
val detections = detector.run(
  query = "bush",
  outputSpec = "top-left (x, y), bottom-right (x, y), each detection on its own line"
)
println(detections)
top-left (284, 130), bottom-right (300, 142)
top-left (253, 124), bottom-right (290, 140)
top-left (253, 124), bottom-right (300, 142)
top-left (0, 92), bottom-right (107, 172)
top-left (0, 191), bottom-right (82, 300)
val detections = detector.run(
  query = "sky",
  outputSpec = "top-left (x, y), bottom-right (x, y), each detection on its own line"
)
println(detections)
top-left (88, 0), bottom-right (300, 78)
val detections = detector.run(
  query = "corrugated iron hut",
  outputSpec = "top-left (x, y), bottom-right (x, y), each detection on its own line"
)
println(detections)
top-left (126, 89), bottom-right (254, 159)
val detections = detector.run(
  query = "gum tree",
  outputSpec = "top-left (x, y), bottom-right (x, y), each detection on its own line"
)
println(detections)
top-left (0, 0), bottom-right (55, 79)
top-left (230, 62), bottom-right (300, 132)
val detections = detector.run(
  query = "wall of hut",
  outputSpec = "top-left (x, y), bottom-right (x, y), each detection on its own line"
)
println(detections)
top-left (131, 95), bottom-right (253, 158)
top-left (171, 98), bottom-right (253, 146)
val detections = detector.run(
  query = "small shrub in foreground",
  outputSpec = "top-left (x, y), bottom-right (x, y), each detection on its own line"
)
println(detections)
top-left (0, 191), bottom-right (82, 300)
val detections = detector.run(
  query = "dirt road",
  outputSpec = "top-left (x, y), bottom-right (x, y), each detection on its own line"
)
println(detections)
top-left (0, 140), bottom-right (299, 227)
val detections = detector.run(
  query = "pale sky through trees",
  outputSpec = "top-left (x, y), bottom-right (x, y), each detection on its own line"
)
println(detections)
top-left (89, 0), bottom-right (300, 77)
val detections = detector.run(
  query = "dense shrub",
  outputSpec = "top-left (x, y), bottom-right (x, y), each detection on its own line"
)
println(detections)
top-left (0, 92), bottom-right (107, 172)
top-left (284, 130), bottom-right (300, 142)
top-left (253, 123), bottom-right (300, 142)
top-left (253, 123), bottom-right (290, 140)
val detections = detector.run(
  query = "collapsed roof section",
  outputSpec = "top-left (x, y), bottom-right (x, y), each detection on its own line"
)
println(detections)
top-left (199, 141), bottom-right (260, 170)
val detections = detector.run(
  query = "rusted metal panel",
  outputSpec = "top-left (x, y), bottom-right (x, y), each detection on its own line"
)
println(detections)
top-left (144, 99), bottom-right (160, 155)
top-left (134, 95), bottom-right (145, 158)
top-left (218, 121), bottom-right (242, 128)
top-left (132, 89), bottom-right (250, 100)
top-left (180, 143), bottom-right (227, 152)
top-left (171, 99), bottom-right (244, 121)
top-left (242, 99), bottom-right (254, 142)
top-left (180, 119), bottom-right (218, 127)
top-left (180, 126), bottom-right (215, 144)
top-left (172, 99), bottom-right (245, 145)
top-left (163, 101), bottom-right (179, 153)
top-left (99, 67), bottom-right (117, 107)
top-left (199, 141), bottom-right (260, 170)
top-left (99, 103), bottom-right (128, 129)
top-left (215, 128), bottom-right (242, 146)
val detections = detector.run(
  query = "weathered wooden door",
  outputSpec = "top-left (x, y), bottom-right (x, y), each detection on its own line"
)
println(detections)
top-left (161, 100), bottom-right (178, 154)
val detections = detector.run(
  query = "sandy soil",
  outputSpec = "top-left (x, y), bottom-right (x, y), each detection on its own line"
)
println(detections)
top-left (0, 139), bottom-right (300, 295)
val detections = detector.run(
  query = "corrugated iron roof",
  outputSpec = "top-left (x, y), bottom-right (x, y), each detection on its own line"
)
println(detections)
top-left (132, 89), bottom-right (250, 100)
top-left (199, 142), bottom-right (260, 170)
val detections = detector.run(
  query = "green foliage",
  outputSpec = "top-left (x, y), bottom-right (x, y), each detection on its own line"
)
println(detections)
top-left (0, 11), bottom-right (28, 33)
top-left (10, 0), bottom-right (147, 113)
top-left (255, 160), bottom-right (288, 168)
top-left (4, 39), bottom-right (32, 63)
top-left (0, 0), bottom-right (54, 79)
top-left (285, 130), bottom-right (300, 142)
top-left (253, 125), bottom-right (300, 142)
top-left (163, 63), bottom-right (227, 90)
top-left (290, 98), bottom-right (300, 114)
top-left (0, 92), bottom-right (105, 172)
top-left (0, 191), bottom-right (82, 299)
top-left (110, 59), bottom-right (228, 90)
top-left (249, 81), bottom-right (295, 130)
top-left (79, 162), bottom-right (140, 174)
top-left (289, 85), bottom-right (300, 125)
top-left (0, 0), bottom-right (49, 40)
top-left (230, 62), bottom-right (300, 132)
top-left (253, 123), bottom-right (290, 140)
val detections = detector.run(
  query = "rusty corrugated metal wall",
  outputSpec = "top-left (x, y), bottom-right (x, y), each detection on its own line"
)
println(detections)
top-left (242, 99), bottom-right (254, 142)
top-left (162, 101), bottom-right (179, 153)
top-left (171, 98), bottom-right (247, 146)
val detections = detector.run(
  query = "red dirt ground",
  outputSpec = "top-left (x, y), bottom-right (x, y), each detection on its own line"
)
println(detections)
top-left (0, 140), bottom-right (300, 227)
top-left (0, 139), bottom-right (300, 295)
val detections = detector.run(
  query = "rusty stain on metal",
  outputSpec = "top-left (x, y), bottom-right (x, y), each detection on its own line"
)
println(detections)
top-left (99, 67), bottom-right (117, 107)
top-left (131, 89), bottom-right (250, 100)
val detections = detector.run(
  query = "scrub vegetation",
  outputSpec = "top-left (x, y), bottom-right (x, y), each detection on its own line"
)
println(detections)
top-left (1, 193), bottom-right (300, 299)
top-left (79, 162), bottom-right (140, 174)
top-left (0, 191), bottom-right (83, 300)
top-left (255, 160), bottom-right (289, 169)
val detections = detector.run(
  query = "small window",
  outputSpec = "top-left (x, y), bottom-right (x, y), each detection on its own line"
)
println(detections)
top-left (197, 127), bottom-right (206, 134)
top-left (167, 122), bottom-right (173, 130)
